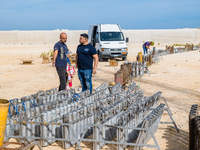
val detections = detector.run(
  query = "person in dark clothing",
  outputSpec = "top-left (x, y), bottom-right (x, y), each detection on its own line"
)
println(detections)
top-left (143, 41), bottom-right (153, 54)
top-left (52, 32), bottom-right (69, 91)
top-left (75, 33), bottom-right (98, 94)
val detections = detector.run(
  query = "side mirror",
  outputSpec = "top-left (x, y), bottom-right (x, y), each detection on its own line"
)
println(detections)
top-left (126, 37), bottom-right (129, 43)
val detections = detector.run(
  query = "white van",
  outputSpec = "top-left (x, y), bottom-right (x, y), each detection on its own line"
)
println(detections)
top-left (88, 24), bottom-right (128, 61)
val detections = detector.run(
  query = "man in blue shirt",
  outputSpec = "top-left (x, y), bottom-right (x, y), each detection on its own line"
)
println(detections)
top-left (52, 32), bottom-right (68, 91)
top-left (75, 33), bottom-right (98, 94)
top-left (143, 41), bottom-right (152, 54)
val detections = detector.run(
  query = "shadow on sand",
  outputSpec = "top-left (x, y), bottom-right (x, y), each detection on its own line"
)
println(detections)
top-left (161, 125), bottom-right (189, 150)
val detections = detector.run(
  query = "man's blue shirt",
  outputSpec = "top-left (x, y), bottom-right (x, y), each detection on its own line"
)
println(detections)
top-left (54, 41), bottom-right (68, 66)
top-left (76, 43), bottom-right (97, 70)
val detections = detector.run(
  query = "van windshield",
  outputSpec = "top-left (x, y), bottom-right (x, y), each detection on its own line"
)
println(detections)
top-left (100, 32), bottom-right (124, 41)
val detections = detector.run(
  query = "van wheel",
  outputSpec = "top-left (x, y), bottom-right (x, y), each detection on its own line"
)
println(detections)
top-left (98, 52), bottom-right (103, 62)
top-left (122, 57), bottom-right (127, 61)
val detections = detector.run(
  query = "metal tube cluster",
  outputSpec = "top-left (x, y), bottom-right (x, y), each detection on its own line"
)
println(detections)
top-left (152, 45), bottom-right (200, 63)
top-left (189, 104), bottom-right (200, 150)
top-left (134, 103), bottom-right (165, 150)
top-left (4, 82), bottom-right (166, 149)
top-left (131, 61), bottom-right (147, 78)
top-left (115, 61), bottom-right (149, 86)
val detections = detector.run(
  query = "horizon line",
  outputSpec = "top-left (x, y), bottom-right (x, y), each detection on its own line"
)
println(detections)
top-left (0, 28), bottom-right (200, 32)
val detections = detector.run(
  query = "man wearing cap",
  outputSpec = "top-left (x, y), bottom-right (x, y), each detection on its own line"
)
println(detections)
top-left (75, 33), bottom-right (98, 94)
top-left (52, 32), bottom-right (68, 91)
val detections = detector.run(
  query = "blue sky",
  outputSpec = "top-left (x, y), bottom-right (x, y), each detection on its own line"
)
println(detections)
top-left (0, 0), bottom-right (199, 30)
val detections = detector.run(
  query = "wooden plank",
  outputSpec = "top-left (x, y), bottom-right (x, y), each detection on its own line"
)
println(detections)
top-left (22, 60), bottom-right (33, 65)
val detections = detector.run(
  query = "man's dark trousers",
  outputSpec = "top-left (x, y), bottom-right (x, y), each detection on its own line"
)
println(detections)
top-left (56, 66), bottom-right (67, 91)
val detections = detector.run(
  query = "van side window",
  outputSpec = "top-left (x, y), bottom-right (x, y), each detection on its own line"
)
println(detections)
top-left (95, 32), bottom-right (99, 43)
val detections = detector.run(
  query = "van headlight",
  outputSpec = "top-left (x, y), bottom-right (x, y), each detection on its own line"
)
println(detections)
top-left (101, 48), bottom-right (109, 51)
top-left (122, 48), bottom-right (127, 51)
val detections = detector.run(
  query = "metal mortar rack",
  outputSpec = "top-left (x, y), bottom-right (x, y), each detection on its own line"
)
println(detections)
top-left (4, 82), bottom-right (179, 150)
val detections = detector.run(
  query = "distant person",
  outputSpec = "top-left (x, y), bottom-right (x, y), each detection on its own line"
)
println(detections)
top-left (52, 32), bottom-right (68, 91)
top-left (75, 33), bottom-right (98, 94)
top-left (143, 41), bottom-right (153, 54)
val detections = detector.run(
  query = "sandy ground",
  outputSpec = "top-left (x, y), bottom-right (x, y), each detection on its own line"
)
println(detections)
top-left (0, 43), bottom-right (200, 150)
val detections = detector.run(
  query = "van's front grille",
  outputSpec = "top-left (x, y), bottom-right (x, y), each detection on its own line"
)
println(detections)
top-left (110, 49), bottom-right (121, 51)
top-left (111, 53), bottom-right (121, 55)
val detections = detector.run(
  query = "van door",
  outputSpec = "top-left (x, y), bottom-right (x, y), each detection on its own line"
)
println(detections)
top-left (89, 26), bottom-right (97, 47)
top-left (95, 26), bottom-right (101, 54)
top-left (88, 25), bottom-right (94, 44)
